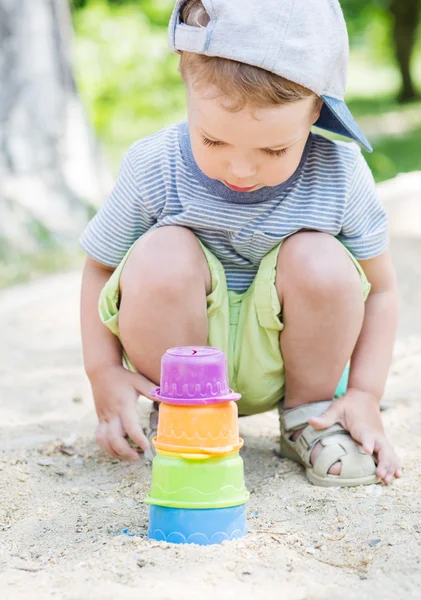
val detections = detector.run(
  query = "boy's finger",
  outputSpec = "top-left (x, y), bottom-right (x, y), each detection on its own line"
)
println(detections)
top-left (129, 371), bottom-right (157, 399)
top-left (108, 418), bottom-right (139, 461)
top-left (96, 422), bottom-right (120, 459)
top-left (376, 463), bottom-right (389, 481)
top-left (384, 466), bottom-right (396, 485)
top-left (375, 444), bottom-right (394, 480)
top-left (309, 403), bottom-right (342, 430)
top-left (121, 406), bottom-right (150, 452)
top-left (361, 434), bottom-right (375, 455)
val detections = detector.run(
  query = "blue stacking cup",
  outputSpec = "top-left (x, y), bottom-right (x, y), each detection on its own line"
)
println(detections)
top-left (148, 504), bottom-right (247, 545)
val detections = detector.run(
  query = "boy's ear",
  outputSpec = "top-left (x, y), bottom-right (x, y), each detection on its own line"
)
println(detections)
top-left (313, 98), bottom-right (323, 125)
top-left (311, 98), bottom-right (323, 125)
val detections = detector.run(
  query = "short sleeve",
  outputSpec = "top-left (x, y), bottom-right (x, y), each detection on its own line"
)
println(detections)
top-left (337, 152), bottom-right (388, 259)
top-left (80, 148), bottom-right (156, 266)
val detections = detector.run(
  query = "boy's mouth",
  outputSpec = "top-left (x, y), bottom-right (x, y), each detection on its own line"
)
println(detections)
top-left (224, 181), bottom-right (257, 192)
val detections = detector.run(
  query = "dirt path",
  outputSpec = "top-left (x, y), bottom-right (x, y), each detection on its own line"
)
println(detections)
top-left (1, 175), bottom-right (421, 600)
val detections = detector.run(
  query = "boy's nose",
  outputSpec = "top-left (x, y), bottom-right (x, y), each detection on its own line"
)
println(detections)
top-left (227, 161), bottom-right (258, 181)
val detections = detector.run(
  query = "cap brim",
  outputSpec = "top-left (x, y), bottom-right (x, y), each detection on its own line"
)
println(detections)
top-left (315, 96), bottom-right (373, 153)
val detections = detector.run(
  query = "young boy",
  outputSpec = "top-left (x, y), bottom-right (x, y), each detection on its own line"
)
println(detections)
top-left (80, 0), bottom-right (402, 487)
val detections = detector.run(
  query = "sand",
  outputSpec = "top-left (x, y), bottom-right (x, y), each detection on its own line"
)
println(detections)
top-left (1, 173), bottom-right (421, 600)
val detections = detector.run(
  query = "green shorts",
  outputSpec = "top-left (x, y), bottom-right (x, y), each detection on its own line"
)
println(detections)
top-left (99, 236), bottom-right (370, 416)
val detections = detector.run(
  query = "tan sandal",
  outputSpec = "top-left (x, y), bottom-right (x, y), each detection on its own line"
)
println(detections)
top-left (279, 400), bottom-right (380, 487)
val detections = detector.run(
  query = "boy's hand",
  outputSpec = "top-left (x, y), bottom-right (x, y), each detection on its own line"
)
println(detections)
top-left (90, 365), bottom-right (157, 461)
top-left (309, 389), bottom-right (403, 485)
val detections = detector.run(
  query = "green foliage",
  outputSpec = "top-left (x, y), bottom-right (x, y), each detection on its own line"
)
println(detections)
top-left (368, 127), bottom-right (421, 180)
top-left (73, 1), bottom-right (185, 165)
top-left (71, 0), bottom-right (174, 26)
top-left (0, 244), bottom-right (84, 289)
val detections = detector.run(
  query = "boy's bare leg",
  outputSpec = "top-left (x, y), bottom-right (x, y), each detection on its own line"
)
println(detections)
top-left (277, 231), bottom-right (365, 406)
top-left (119, 226), bottom-right (212, 384)
top-left (276, 232), bottom-right (365, 475)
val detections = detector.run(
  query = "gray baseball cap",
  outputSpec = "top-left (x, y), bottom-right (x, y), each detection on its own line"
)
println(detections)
top-left (168, 0), bottom-right (372, 152)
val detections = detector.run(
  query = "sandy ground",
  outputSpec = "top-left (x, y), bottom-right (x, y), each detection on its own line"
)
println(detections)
top-left (1, 173), bottom-right (421, 600)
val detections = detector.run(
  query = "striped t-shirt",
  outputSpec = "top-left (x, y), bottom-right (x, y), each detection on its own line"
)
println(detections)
top-left (80, 120), bottom-right (388, 292)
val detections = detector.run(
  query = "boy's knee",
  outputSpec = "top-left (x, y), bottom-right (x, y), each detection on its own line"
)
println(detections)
top-left (121, 226), bottom-right (210, 297)
top-left (277, 232), bottom-right (362, 299)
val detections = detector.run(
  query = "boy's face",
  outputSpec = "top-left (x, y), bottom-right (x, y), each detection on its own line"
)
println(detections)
top-left (187, 86), bottom-right (321, 192)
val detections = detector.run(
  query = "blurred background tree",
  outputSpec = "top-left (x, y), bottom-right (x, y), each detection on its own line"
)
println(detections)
top-left (341, 0), bottom-right (421, 102)
top-left (0, 0), bottom-right (111, 287)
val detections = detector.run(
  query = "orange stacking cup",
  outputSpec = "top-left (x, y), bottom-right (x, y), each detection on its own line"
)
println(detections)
top-left (153, 401), bottom-right (243, 456)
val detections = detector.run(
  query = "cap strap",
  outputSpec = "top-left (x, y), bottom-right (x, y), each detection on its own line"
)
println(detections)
top-left (174, 23), bottom-right (208, 53)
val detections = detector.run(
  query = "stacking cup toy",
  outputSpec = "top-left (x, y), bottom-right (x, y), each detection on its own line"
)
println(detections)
top-left (148, 504), bottom-right (247, 545)
top-left (147, 346), bottom-right (248, 545)
top-left (151, 346), bottom-right (241, 405)
top-left (146, 453), bottom-right (249, 509)
top-left (153, 401), bottom-right (243, 456)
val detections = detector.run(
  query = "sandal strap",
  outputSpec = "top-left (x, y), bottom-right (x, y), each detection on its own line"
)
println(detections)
top-left (279, 400), bottom-right (333, 431)
top-left (314, 434), bottom-right (375, 478)
top-left (295, 423), bottom-right (345, 451)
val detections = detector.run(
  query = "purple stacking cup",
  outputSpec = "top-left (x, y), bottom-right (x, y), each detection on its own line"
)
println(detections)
top-left (150, 347), bottom-right (241, 405)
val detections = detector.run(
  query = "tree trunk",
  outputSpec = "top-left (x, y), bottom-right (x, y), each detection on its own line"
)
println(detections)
top-left (0, 0), bottom-right (111, 258)
top-left (390, 0), bottom-right (421, 102)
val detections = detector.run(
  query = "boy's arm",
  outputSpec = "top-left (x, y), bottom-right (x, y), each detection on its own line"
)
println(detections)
top-left (81, 257), bottom-right (155, 460)
top-left (310, 250), bottom-right (402, 484)
top-left (81, 257), bottom-right (123, 377)
top-left (348, 250), bottom-right (398, 399)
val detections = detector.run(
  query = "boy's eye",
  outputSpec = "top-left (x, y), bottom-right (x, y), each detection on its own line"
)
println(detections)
top-left (202, 136), bottom-right (289, 158)
top-left (202, 136), bottom-right (224, 148)
top-left (263, 147), bottom-right (288, 158)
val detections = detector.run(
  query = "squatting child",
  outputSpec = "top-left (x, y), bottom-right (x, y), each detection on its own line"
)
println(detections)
top-left (80, 0), bottom-right (402, 487)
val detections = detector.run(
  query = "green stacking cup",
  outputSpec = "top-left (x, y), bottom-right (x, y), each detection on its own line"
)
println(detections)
top-left (146, 452), bottom-right (249, 509)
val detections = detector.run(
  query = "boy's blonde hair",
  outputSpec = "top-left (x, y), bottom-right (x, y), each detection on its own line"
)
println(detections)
top-left (179, 0), bottom-right (321, 112)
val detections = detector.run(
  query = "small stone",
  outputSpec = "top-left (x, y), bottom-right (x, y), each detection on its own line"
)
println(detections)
top-left (70, 487), bottom-right (79, 495)
top-left (144, 448), bottom-right (155, 463)
top-left (136, 559), bottom-right (147, 568)
top-left (368, 539), bottom-right (381, 547)
top-left (12, 558), bottom-right (42, 572)
top-left (60, 446), bottom-right (77, 456)
top-left (62, 433), bottom-right (78, 447)
top-left (305, 547), bottom-right (317, 554)
top-left (124, 498), bottom-right (136, 508)
top-left (365, 485), bottom-right (382, 496)
top-left (72, 397), bottom-right (83, 404)
top-left (359, 574), bottom-right (368, 580)
top-left (37, 458), bottom-right (53, 466)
